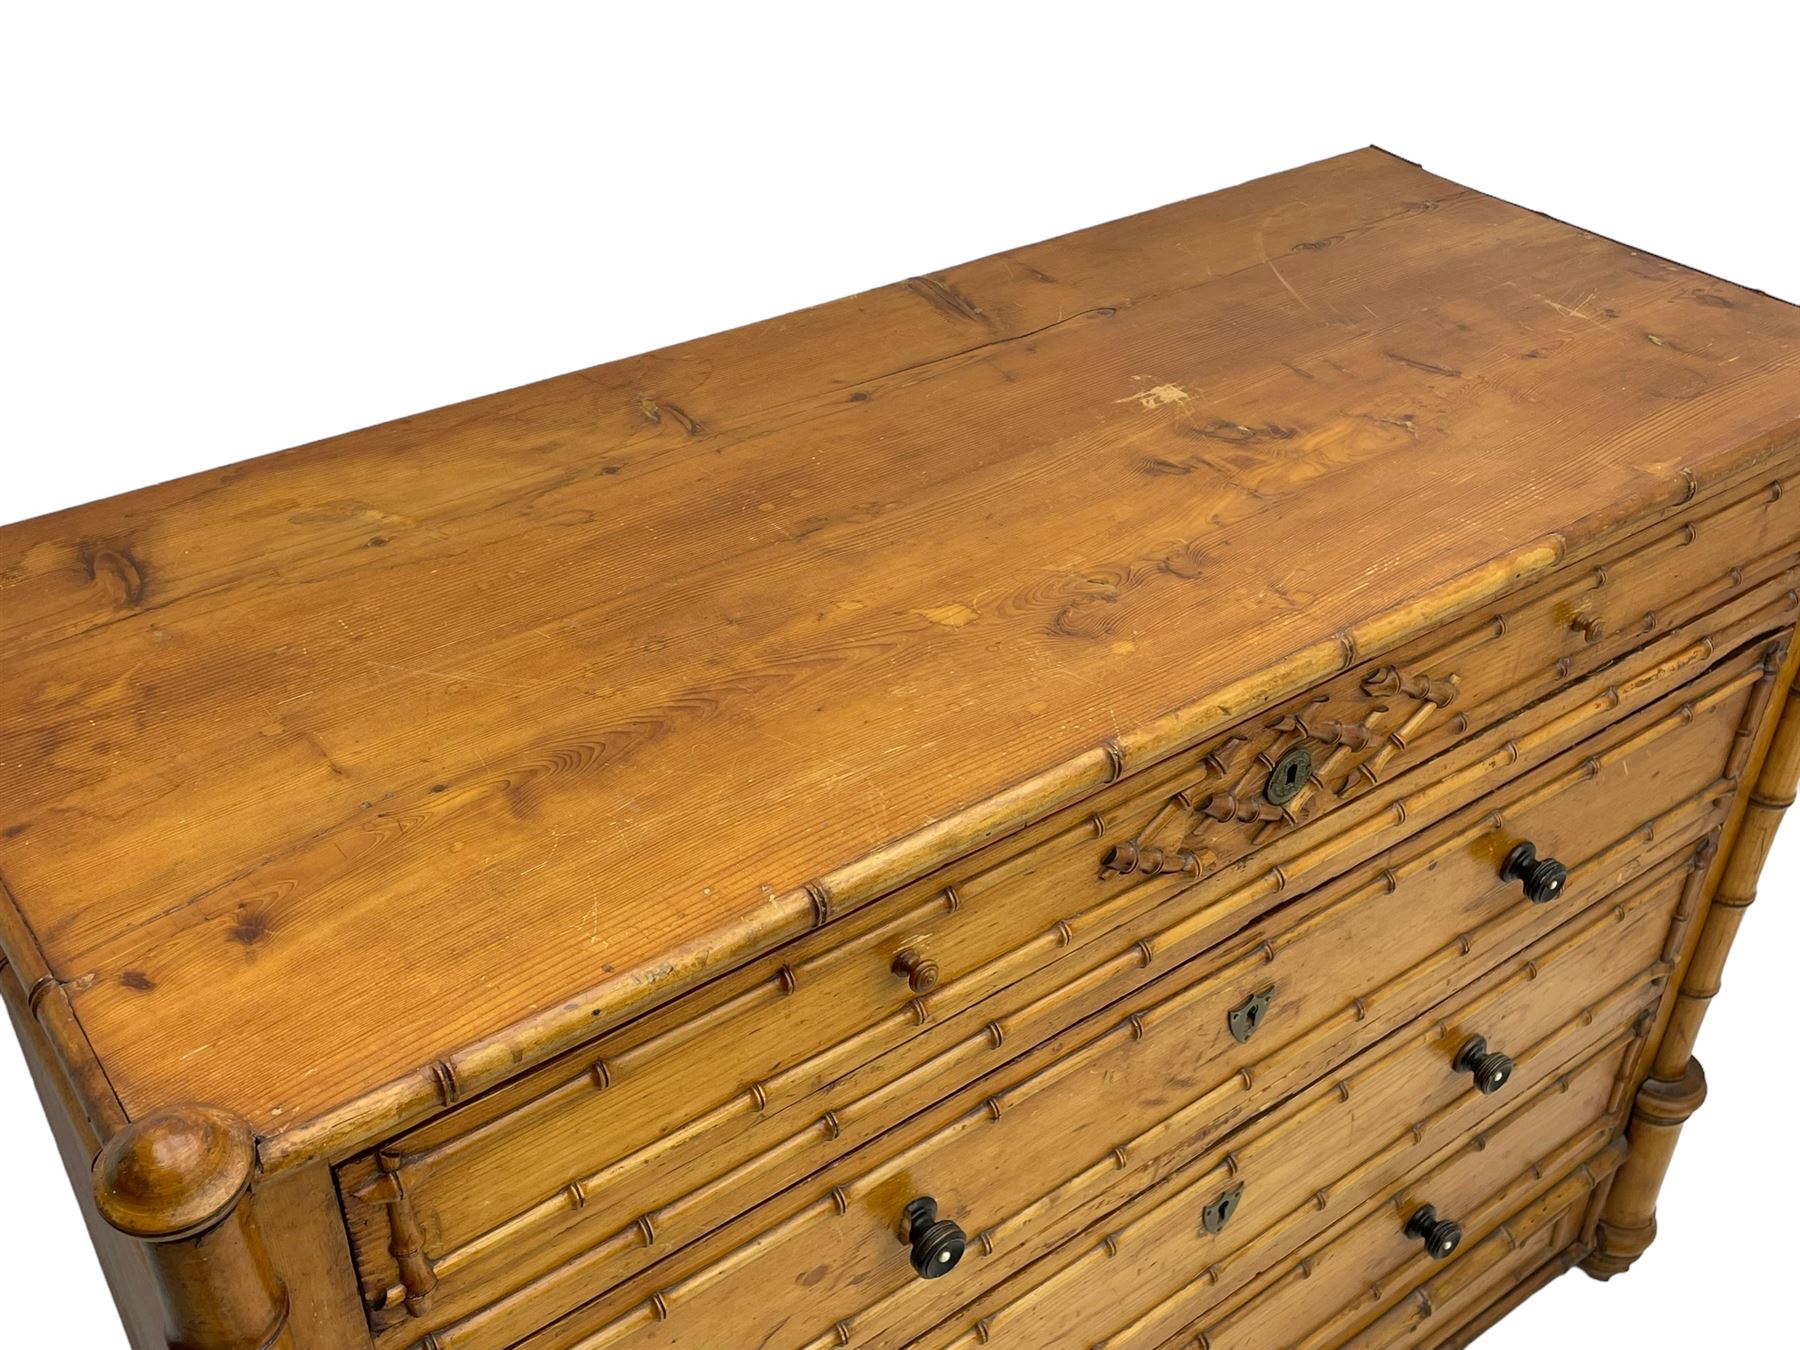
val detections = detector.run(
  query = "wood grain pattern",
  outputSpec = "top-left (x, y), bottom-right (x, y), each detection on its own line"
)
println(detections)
top-left (5, 151), bottom-right (1800, 1350)
top-left (538, 861), bottom-right (1673, 1350)
top-left (1333, 1154), bottom-right (1620, 1350)
top-left (1150, 1045), bottom-right (1629, 1350)
top-left (917, 829), bottom-right (1712, 1349)
top-left (338, 612), bottom-right (1773, 1343)
top-left (504, 630), bottom-right (1771, 1346)
top-left (4, 150), bottom-right (1800, 1169)
top-left (328, 564), bottom-right (1787, 1343)
top-left (322, 500), bottom-right (1793, 1305)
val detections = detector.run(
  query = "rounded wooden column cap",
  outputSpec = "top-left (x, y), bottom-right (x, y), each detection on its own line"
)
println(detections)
top-left (92, 1105), bottom-right (257, 1242)
top-left (1634, 1056), bottom-right (1708, 1129)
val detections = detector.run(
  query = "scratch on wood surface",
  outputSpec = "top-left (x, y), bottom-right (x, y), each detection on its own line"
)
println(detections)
top-left (914, 603), bottom-right (980, 628)
top-left (1263, 256), bottom-right (1314, 315)
top-left (1116, 383), bottom-right (1192, 411)
top-left (906, 275), bottom-right (991, 326)
top-left (841, 306), bottom-right (1114, 395)
top-left (1536, 291), bottom-right (1603, 325)
top-left (1367, 413), bottom-right (1420, 440)
top-left (364, 660), bottom-right (589, 695)
top-left (1383, 351), bottom-right (1463, 379)
top-left (1256, 229), bottom-right (1316, 315)
top-left (766, 733), bottom-right (891, 822)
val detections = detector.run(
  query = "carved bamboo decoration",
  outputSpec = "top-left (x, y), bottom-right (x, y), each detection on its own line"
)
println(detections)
top-left (353, 1150), bottom-right (440, 1324)
top-left (1585, 647), bottom-right (1800, 1279)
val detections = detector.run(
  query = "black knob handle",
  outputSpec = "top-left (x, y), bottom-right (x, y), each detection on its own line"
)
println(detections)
top-left (902, 1196), bottom-right (966, 1279)
top-left (1452, 1035), bottom-right (1515, 1095)
top-left (1500, 841), bottom-right (1567, 904)
top-left (1405, 1204), bottom-right (1463, 1260)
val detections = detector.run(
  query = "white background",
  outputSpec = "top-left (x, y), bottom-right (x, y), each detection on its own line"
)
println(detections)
top-left (3, 4), bottom-right (1796, 1344)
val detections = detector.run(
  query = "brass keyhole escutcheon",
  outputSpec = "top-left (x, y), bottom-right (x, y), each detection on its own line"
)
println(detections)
top-left (1228, 986), bottom-right (1276, 1044)
top-left (1202, 1183), bottom-right (1245, 1235)
top-left (1264, 746), bottom-right (1313, 805)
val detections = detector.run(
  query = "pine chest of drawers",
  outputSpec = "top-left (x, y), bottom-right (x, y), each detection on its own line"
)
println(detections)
top-left (5, 148), bottom-right (1800, 1349)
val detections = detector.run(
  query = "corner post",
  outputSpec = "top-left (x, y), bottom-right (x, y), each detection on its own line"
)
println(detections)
top-left (1586, 647), bottom-right (1800, 1279)
top-left (1583, 1058), bottom-right (1707, 1278)
top-left (92, 1105), bottom-right (293, 1350)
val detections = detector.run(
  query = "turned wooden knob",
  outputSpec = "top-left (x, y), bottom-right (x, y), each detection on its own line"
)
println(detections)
top-left (901, 1196), bottom-right (966, 1279)
top-left (1405, 1204), bottom-right (1463, 1260)
top-left (1453, 1034), bottom-right (1515, 1094)
top-left (1570, 614), bottom-right (1605, 644)
top-left (1500, 841), bottom-right (1567, 904)
top-left (891, 947), bottom-right (939, 994)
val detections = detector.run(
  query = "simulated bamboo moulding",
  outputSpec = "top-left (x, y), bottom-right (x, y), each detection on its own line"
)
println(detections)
top-left (5, 147), bottom-right (1800, 1349)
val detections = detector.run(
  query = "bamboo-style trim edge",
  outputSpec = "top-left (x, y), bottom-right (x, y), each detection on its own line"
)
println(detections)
top-left (0, 871), bottom-right (127, 1145)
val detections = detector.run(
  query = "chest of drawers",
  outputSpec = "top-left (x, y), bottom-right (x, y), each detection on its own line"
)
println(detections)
top-left (4, 147), bottom-right (1799, 1349)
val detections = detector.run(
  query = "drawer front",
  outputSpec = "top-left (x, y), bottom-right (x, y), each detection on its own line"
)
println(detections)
top-left (916, 861), bottom-right (1681, 1350)
top-left (339, 513), bottom-right (1800, 1340)
top-left (1332, 1157), bottom-right (1612, 1350)
top-left (527, 841), bottom-right (1675, 1350)
top-left (491, 643), bottom-right (1760, 1350)
top-left (1413, 1200), bottom-right (1590, 1350)
top-left (1246, 1157), bottom-right (1605, 1350)
top-left (1186, 1041), bottom-right (1628, 1349)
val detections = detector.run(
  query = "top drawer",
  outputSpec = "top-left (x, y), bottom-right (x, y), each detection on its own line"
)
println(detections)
top-left (338, 473), bottom-right (1800, 1340)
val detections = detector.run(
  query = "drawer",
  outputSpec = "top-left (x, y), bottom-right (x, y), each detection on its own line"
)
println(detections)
top-left (1195, 1159), bottom-right (1605, 1350)
top-left (530, 844), bottom-right (1672, 1350)
top-left (338, 559), bottom-right (1799, 1341)
top-left (1330, 1155), bottom-right (1615, 1350)
top-left (914, 856), bottom-right (1684, 1350)
top-left (1185, 1039), bottom-right (1630, 1349)
top-left (1414, 1205), bottom-right (1590, 1350)
top-left (499, 659), bottom-right (1744, 1350)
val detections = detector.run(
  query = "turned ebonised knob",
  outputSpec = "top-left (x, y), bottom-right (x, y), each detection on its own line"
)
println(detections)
top-left (1500, 841), bottom-right (1567, 904)
top-left (891, 948), bottom-right (940, 994)
top-left (1452, 1034), bottom-right (1515, 1094)
top-left (902, 1196), bottom-right (966, 1278)
top-left (1405, 1204), bottom-right (1463, 1260)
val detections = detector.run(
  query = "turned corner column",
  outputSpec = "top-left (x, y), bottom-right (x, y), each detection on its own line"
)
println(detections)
top-left (91, 1105), bottom-right (293, 1350)
top-left (1584, 1058), bottom-right (1707, 1279)
top-left (1585, 646), bottom-right (1800, 1280)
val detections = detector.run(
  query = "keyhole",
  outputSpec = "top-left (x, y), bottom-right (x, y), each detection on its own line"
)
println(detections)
top-left (1265, 746), bottom-right (1313, 805)
top-left (1203, 1183), bottom-right (1245, 1233)
top-left (1245, 1003), bottom-right (1260, 1028)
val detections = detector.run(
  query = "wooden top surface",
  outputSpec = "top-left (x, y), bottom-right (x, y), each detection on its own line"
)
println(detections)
top-left (5, 148), bottom-right (1799, 1162)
